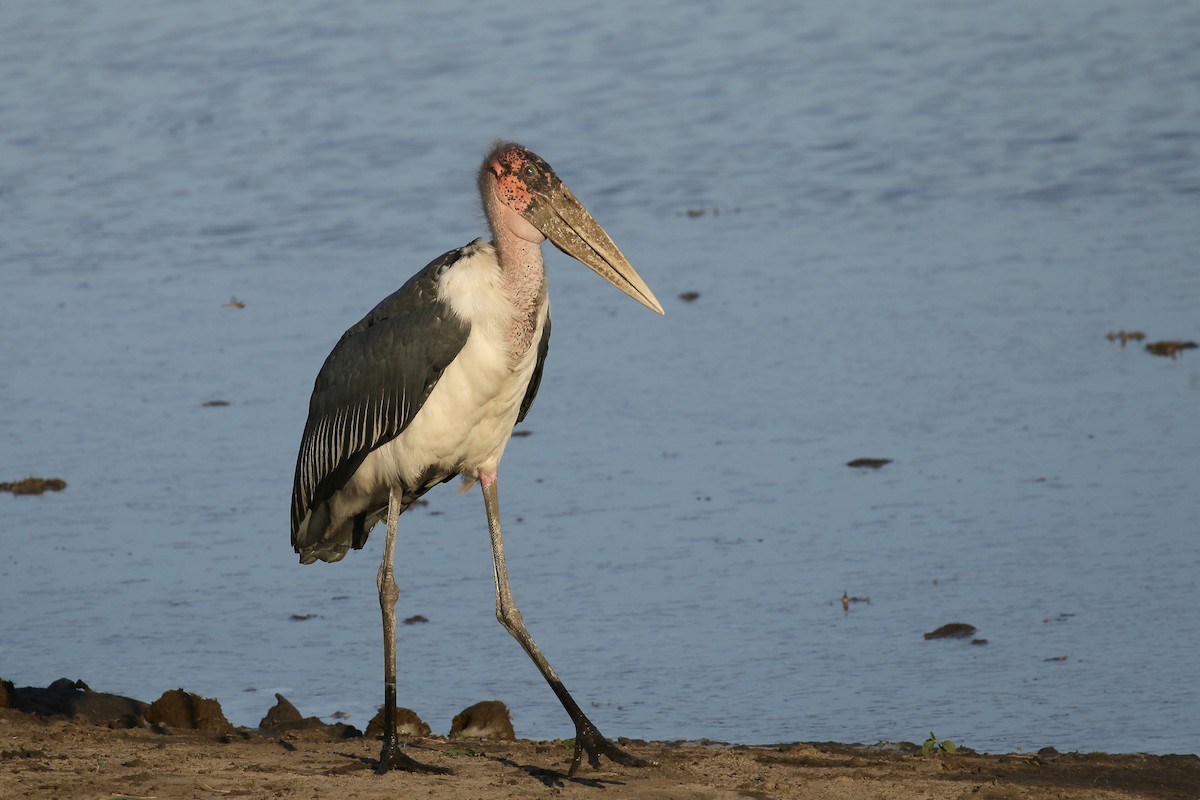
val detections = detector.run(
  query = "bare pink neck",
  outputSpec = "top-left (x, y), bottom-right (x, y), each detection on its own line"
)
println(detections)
top-left (492, 223), bottom-right (547, 366)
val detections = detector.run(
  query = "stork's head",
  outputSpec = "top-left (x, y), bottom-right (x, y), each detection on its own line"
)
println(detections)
top-left (479, 142), bottom-right (664, 315)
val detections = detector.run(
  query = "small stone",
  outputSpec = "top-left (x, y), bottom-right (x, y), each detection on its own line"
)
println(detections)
top-left (258, 693), bottom-right (303, 730)
top-left (449, 700), bottom-right (515, 740)
top-left (366, 707), bottom-right (431, 738)
top-left (259, 694), bottom-right (360, 738)
top-left (146, 689), bottom-right (233, 733)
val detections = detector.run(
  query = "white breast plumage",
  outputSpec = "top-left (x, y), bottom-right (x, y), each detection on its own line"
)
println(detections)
top-left (347, 241), bottom-right (547, 500)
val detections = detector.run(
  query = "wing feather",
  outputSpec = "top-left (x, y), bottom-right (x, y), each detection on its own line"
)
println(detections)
top-left (290, 247), bottom-right (471, 551)
top-left (516, 313), bottom-right (550, 424)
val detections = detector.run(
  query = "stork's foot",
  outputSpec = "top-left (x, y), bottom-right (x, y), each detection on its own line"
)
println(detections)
top-left (567, 720), bottom-right (655, 778)
top-left (377, 736), bottom-right (451, 775)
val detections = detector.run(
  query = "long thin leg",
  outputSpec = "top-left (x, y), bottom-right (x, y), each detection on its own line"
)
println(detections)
top-left (376, 486), bottom-right (449, 774)
top-left (481, 476), bottom-right (653, 777)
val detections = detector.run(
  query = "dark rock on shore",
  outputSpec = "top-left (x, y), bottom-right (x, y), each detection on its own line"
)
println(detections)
top-left (365, 706), bottom-right (432, 738)
top-left (4, 678), bottom-right (147, 727)
top-left (449, 700), bottom-right (515, 740)
top-left (258, 693), bottom-right (360, 738)
top-left (146, 688), bottom-right (234, 733)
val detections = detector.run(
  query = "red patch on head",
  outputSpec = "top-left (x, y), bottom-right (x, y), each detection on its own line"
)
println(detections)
top-left (491, 148), bottom-right (536, 213)
top-left (496, 146), bottom-right (527, 170)
top-left (496, 174), bottom-right (534, 213)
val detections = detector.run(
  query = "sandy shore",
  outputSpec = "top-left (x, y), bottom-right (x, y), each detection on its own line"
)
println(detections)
top-left (2, 704), bottom-right (1197, 800)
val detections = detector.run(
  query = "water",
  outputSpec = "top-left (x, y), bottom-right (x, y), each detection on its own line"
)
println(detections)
top-left (2, 0), bottom-right (1198, 756)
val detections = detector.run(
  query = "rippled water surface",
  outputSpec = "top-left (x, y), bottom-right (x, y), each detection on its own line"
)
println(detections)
top-left (2, 0), bottom-right (1198, 755)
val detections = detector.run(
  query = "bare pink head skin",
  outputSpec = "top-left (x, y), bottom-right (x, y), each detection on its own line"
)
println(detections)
top-left (477, 141), bottom-right (664, 316)
top-left (479, 144), bottom-right (552, 244)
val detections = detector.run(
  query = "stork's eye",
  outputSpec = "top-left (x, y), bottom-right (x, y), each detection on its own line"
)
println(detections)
top-left (522, 164), bottom-right (538, 179)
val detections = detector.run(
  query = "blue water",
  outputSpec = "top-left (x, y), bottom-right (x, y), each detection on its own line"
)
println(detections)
top-left (2, 0), bottom-right (1198, 756)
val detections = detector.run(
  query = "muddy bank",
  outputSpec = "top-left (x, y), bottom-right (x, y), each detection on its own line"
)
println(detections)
top-left (0, 676), bottom-right (498, 741)
top-left (1, 678), bottom-right (1196, 799)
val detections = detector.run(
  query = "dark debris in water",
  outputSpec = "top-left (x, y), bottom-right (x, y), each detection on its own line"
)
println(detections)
top-left (403, 614), bottom-right (429, 625)
top-left (841, 592), bottom-right (871, 611)
top-left (679, 290), bottom-right (700, 302)
top-left (923, 622), bottom-right (977, 640)
top-left (1, 477), bottom-right (67, 495)
top-left (1145, 340), bottom-right (1197, 359)
top-left (1105, 329), bottom-right (1145, 346)
top-left (847, 458), bottom-right (891, 469)
top-left (202, 399), bottom-right (231, 407)
top-left (1106, 329), bottom-right (1197, 358)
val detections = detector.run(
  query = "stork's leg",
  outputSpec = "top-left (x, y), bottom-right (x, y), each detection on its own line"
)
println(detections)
top-left (481, 476), bottom-right (653, 777)
top-left (376, 487), bottom-right (449, 774)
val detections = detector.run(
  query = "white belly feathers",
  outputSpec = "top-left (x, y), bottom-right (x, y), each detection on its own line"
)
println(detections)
top-left (346, 241), bottom-right (546, 501)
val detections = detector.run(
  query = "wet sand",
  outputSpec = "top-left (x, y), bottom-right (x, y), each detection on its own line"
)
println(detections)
top-left (2, 697), bottom-right (1195, 799)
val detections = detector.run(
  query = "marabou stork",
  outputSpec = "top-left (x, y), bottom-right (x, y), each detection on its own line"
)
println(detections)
top-left (290, 142), bottom-right (663, 776)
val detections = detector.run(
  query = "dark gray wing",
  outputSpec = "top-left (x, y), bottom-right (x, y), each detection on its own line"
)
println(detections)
top-left (516, 313), bottom-right (550, 424)
top-left (290, 246), bottom-right (470, 550)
